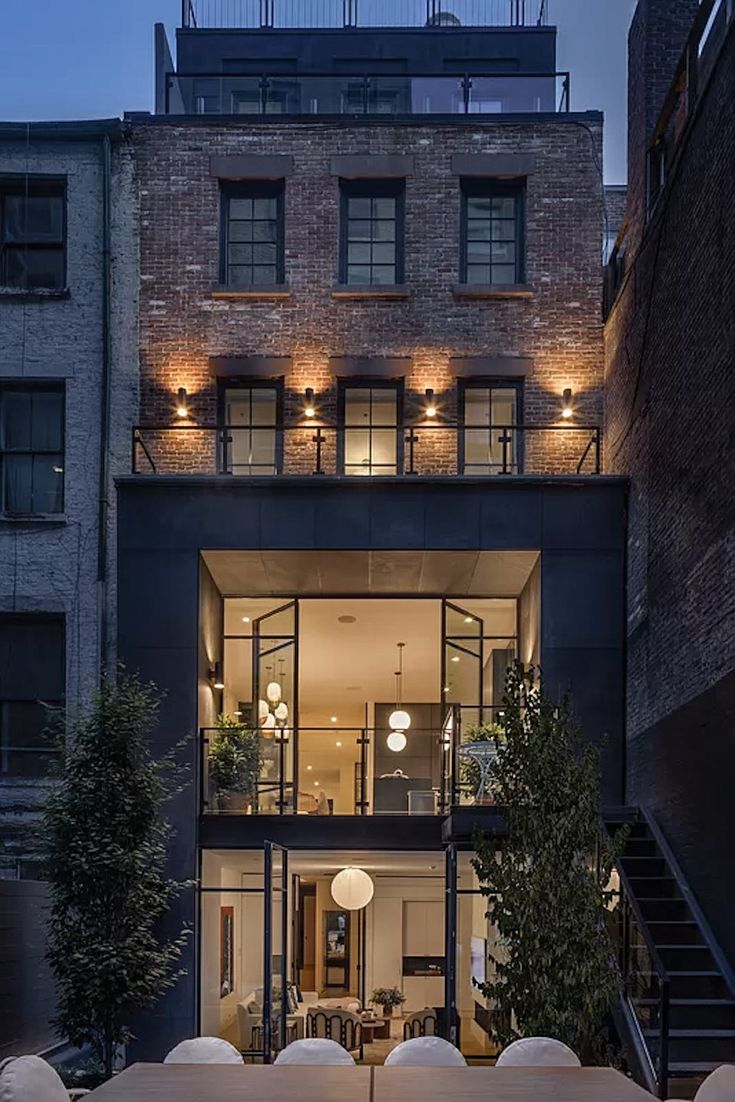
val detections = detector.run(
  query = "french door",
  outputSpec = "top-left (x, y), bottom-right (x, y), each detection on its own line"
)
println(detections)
top-left (253, 600), bottom-right (298, 813)
top-left (262, 841), bottom-right (290, 1062)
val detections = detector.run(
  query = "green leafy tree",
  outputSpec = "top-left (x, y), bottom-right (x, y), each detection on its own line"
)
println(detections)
top-left (39, 672), bottom-right (190, 1079)
top-left (208, 713), bottom-right (262, 809)
top-left (472, 663), bottom-right (625, 1064)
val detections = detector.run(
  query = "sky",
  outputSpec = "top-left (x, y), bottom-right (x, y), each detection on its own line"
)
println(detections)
top-left (0, 0), bottom-right (637, 182)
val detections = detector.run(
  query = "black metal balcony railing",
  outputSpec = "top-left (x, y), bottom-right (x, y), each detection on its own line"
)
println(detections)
top-left (132, 422), bottom-right (601, 477)
top-left (182, 0), bottom-right (548, 30)
top-left (167, 70), bottom-right (570, 115)
top-left (199, 706), bottom-right (508, 817)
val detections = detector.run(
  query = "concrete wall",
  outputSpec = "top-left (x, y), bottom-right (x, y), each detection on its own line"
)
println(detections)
top-left (0, 133), bottom-right (138, 872)
top-left (605, 11), bottom-right (735, 959)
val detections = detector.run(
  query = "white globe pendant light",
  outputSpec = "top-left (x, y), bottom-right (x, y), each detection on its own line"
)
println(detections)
top-left (262, 712), bottom-right (276, 729)
top-left (274, 701), bottom-right (289, 721)
top-left (266, 681), bottom-right (281, 704)
top-left (258, 699), bottom-right (269, 721)
top-left (388, 708), bottom-right (411, 731)
top-left (388, 642), bottom-right (411, 736)
top-left (387, 730), bottom-right (407, 752)
top-left (331, 866), bottom-right (374, 911)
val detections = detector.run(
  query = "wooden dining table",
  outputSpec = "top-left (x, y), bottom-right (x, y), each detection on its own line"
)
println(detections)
top-left (85, 1062), bottom-right (658, 1102)
top-left (374, 1066), bottom-right (658, 1101)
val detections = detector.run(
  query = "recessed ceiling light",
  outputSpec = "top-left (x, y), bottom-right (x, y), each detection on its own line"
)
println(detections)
top-left (336, 741), bottom-right (342, 747)
top-left (451, 656), bottom-right (460, 663)
top-left (307, 765), bottom-right (312, 771)
top-left (338, 615), bottom-right (357, 624)
top-left (330, 716), bottom-right (338, 723)
top-left (242, 616), bottom-right (250, 623)
top-left (314, 781), bottom-right (319, 786)
top-left (464, 616), bottom-right (473, 623)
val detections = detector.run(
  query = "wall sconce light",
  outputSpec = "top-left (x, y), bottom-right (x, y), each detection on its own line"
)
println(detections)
top-left (304, 388), bottom-right (316, 419)
top-left (561, 388), bottom-right (574, 419)
top-left (425, 389), bottom-right (437, 418)
top-left (209, 661), bottom-right (224, 690)
top-left (176, 387), bottom-right (188, 419)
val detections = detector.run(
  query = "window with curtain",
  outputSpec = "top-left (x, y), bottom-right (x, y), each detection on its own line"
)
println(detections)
top-left (340, 383), bottom-right (400, 475)
top-left (0, 385), bottom-right (64, 514)
top-left (0, 177), bottom-right (65, 290)
top-left (220, 180), bottom-right (285, 287)
top-left (460, 179), bottom-right (525, 286)
top-left (219, 384), bottom-right (281, 475)
top-left (0, 615), bottom-right (64, 778)
top-left (461, 383), bottom-right (522, 475)
top-left (339, 179), bottom-right (404, 286)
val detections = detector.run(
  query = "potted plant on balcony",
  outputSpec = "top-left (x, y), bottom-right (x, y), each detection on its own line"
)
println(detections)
top-left (208, 713), bottom-right (262, 813)
top-left (370, 986), bottom-right (406, 1018)
top-left (460, 721), bottom-right (506, 805)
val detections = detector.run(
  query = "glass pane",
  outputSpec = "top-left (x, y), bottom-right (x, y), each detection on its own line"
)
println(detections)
top-left (347, 197), bottom-right (371, 219)
top-left (373, 219), bottom-right (396, 242)
top-left (253, 198), bottom-right (276, 219)
top-left (370, 390), bottom-right (397, 426)
top-left (464, 389), bottom-right (491, 426)
top-left (31, 391), bottom-right (63, 450)
top-left (491, 389), bottom-right (517, 426)
top-left (228, 266), bottom-right (253, 287)
top-left (222, 638), bottom-right (253, 724)
top-left (229, 244), bottom-right (253, 264)
top-left (2, 391), bottom-right (32, 450)
top-left (466, 197), bottom-right (491, 218)
top-left (5, 248), bottom-right (64, 290)
top-left (4, 194), bottom-right (63, 242)
top-left (252, 222), bottom-right (276, 243)
top-left (466, 264), bottom-right (491, 284)
top-left (253, 243), bottom-right (276, 265)
top-left (373, 197), bottom-right (395, 219)
top-left (252, 266), bottom-right (276, 284)
top-left (4, 455), bottom-right (32, 512)
top-left (257, 638), bottom-right (295, 813)
top-left (344, 428), bottom-right (371, 466)
top-left (371, 265), bottom-right (396, 285)
top-left (346, 264), bottom-right (370, 284)
top-left (492, 220), bottom-right (517, 242)
top-left (344, 391), bottom-right (371, 423)
top-left (229, 198), bottom-right (253, 219)
top-left (347, 219), bottom-right (372, 242)
top-left (492, 264), bottom-right (517, 284)
top-left (370, 428), bottom-right (397, 469)
top-left (347, 242), bottom-right (371, 265)
top-left (445, 604), bottom-right (482, 637)
top-left (464, 429), bottom-right (491, 470)
top-left (467, 219), bottom-right (492, 241)
top-left (492, 196), bottom-right (516, 218)
top-left (467, 240), bottom-right (491, 263)
top-left (372, 242), bottom-right (395, 264)
top-left (444, 641), bottom-right (481, 707)
top-left (250, 389), bottom-right (277, 426)
top-left (491, 242), bottom-right (516, 265)
top-left (32, 455), bottom-right (63, 513)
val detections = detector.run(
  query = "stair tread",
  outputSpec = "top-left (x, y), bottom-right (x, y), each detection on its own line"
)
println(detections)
top-left (638, 998), bottom-right (735, 1006)
top-left (644, 1028), bottom-right (735, 1037)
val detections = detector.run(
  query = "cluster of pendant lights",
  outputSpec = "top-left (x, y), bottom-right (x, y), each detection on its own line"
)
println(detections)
top-left (258, 661), bottom-right (289, 738)
top-left (387, 641), bottom-right (411, 753)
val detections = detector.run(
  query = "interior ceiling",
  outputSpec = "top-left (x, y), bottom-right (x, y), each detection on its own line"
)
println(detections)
top-left (203, 549), bottom-right (538, 598)
top-left (207, 849), bottom-right (448, 876)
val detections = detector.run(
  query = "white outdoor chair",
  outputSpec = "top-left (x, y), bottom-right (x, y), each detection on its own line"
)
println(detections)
top-left (496, 1037), bottom-right (581, 1067)
top-left (274, 1038), bottom-right (356, 1066)
top-left (0, 1055), bottom-right (89, 1101)
top-left (163, 1036), bottom-right (243, 1064)
top-left (692, 1065), bottom-right (735, 1101)
top-left (384, 1036), bottom-right (467, 1067)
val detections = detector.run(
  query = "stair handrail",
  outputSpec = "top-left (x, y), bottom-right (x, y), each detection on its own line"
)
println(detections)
top-left (614, 851), bottom-right (670, 1098)
top-left (642, 807), bottom-right (735, 998)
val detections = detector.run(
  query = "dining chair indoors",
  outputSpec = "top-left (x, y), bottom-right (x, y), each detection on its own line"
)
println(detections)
top-left (274, 1038), bottom-right (356, 1065)
top-left (0, 1055), bottom-right (89, 1101)
top-left (384, 1036), bottom-right (467, 1067)
top-left (163, 1036), bottom-right (244, 1063)
top-left (495, 1037), bottom-right (581, 1067)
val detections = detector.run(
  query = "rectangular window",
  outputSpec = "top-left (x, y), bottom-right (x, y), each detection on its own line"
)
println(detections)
top-left (0, 615), bottom-right (64, 778)
top-left (220, 181), bottom-right (285, 287)
top-left (219, 383), bottom-right (281, 475)
top-left (460, 382), bottom-right (522, 475)
top-left (0, 384), bottom-right (64, 514)
top-left (340, 180), bottom-right (404, 286)
top-left (0, 177), bottom-right (66, 290)
top-left (460, 180), bottom-right (525, 286)
top-left (340, 382), bottom-right (401, 476)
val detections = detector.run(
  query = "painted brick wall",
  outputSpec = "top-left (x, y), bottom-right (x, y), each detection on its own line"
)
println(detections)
top-left (0, 137), bottom-right (138, 872)
top-left (132, 116), bottom-right (604, 476)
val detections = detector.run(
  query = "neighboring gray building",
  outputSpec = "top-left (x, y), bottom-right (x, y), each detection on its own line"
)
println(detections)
top-left (0, 120), bottom-right (138, 878)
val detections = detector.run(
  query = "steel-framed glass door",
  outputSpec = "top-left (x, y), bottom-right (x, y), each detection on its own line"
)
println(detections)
top-left (263, 840), bottom-right (289, 1062)
top-left (442, 600), bottom-right (483, 806)
top-left (253, 600), bottom-right (298, 813)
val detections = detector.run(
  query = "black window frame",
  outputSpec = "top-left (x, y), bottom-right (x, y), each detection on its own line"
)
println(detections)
top-left (216, 377), bottom-right (284, 476)
top-left (459, 178), bottom-right (526, 286)
top-left (458, 378), bottom-right (524, 475)
top-left (0, 174), bottom-right (67, 292)
top-left (0, 382), bottom-right (65, 516)
top-left (0, 613), bottom-right (64, 780)
top-left (339, 178), bottom-right (405, 287)
top-left (219, 179), bottom-right (286, 288)
top-left (337, 378), bottom-right (404, 476)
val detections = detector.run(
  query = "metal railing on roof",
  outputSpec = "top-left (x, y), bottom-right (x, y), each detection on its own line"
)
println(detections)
top-left (181, 0), bottom-right (548, 28)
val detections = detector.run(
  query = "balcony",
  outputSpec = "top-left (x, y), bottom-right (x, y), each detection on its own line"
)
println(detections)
top-left (166, 70), bottom-right (569, 115)
top-left (132, 421), bottom-right (601, 477)
top-left (181, 0), bottom-right (549, 29)
top-left (199, 705), bottom-right (507, 817)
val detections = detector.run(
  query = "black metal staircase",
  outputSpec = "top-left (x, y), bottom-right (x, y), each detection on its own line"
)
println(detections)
top-left (612, 809), bottom-right (735, 1098)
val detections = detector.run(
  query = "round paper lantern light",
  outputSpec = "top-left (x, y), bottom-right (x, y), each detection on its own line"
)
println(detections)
top-left (388, 708), bottom-right (411, 731)
top-left (274, 702), bottom-right (289, 721)
top-left (387, 730), bottom-right (407, 752)
top-left (258, 699), bottom-right (269, 721)
top-left (331, 867), bottom-right (374, 911)
top-left (266, 681), bottom-right (282, 704)
top-left (262, 712), bottom-right (276, 729)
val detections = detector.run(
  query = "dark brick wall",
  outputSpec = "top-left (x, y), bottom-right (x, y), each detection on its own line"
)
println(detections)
top-left (605, 12), bottom-right (735, 957)
top-left (131, 116), bottom-right (604, 475)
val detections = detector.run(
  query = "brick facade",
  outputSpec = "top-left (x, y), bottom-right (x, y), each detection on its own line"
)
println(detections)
top-left (132, 115), bottom-right (604, 477)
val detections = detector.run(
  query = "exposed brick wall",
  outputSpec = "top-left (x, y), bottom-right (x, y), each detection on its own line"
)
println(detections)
top-left (132, 116), bottom-right (604, 477)
top-left (605, 17), bottom-right (735, 741)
